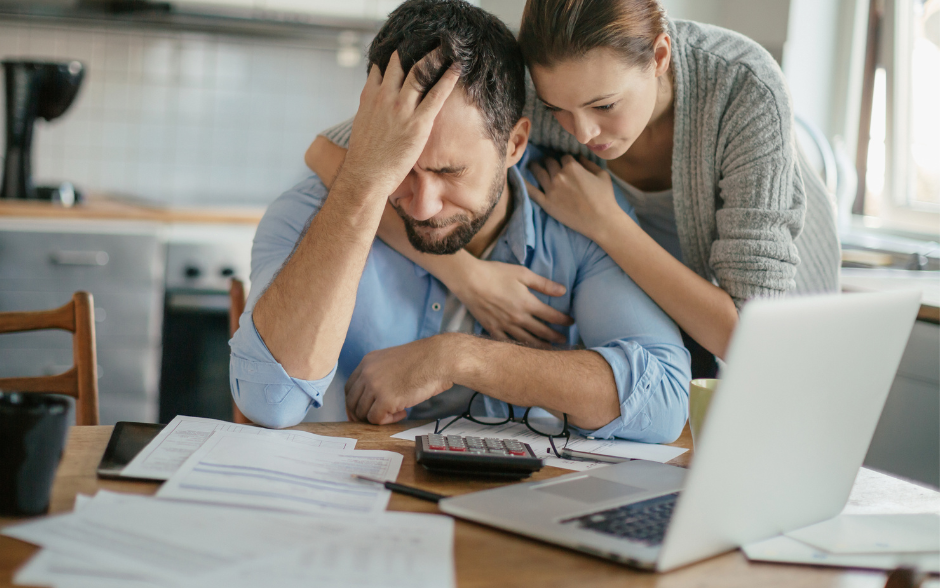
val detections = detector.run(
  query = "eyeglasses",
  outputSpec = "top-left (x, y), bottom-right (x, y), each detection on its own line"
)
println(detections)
top-left (433, 392), bottom-right (570, 458)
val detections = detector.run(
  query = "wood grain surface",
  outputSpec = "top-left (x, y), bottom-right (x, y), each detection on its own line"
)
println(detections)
top-left (0, 196), bottom-right (263, 225)
top-left (0, 422), bottom-right (889, 588)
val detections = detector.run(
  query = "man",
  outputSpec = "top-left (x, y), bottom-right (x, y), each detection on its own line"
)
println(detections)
top-left (230, 0), bottom-right (691, 443)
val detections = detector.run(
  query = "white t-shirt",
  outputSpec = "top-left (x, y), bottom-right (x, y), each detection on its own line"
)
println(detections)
top-left (406, 238), bottom-right (500, 420)
top-left (610, 173), bottom-right (683, 263)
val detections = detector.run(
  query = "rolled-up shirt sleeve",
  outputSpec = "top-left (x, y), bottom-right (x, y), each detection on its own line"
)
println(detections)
top-left (567, 234), bottom-right (692, 444)
top-left (229, 175), bottom-right (340, 429)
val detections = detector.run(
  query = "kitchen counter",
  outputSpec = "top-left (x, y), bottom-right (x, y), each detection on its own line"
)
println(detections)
top-left (841, 268), bottom-right (940, 323)
top-left (0, 195), bottom-right (264, 225)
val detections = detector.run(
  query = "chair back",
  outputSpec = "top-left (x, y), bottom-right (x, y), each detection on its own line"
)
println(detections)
top-left (229, 278), bottom-right (251, 424)
top-left (0, 291), bottom-right (99, 425)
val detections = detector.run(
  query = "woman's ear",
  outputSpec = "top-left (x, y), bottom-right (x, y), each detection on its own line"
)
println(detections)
top-left (505, 117), bottom-right (531, 169)
top-left (653, 32), bottom-right (671, 77)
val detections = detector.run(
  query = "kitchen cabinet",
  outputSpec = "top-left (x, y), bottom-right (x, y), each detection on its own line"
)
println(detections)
top-left (0, 222), bottom-right (165, 425)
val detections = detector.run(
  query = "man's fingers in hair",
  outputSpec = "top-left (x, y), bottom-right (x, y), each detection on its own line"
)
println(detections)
top-left (362, 63), bottom-right (384, 98)
top-left (398, 49), bottom-right (441, 108)
top-left (414, 62), bottom-right (461, 119)
top-left (381, 51), bottom-right (406, 93)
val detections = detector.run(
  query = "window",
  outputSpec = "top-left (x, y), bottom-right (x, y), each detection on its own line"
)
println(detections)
top-left (856, 0), bottom-right (940, 236)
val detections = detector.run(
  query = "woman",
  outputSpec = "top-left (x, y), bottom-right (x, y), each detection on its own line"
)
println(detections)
top-left (306, 0), bottom-right (840, 377)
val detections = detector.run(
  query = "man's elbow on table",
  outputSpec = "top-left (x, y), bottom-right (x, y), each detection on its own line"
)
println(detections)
top-left (229, 368), bottom-right (320, 429)
top-left (638, 377), bottom-right (690, 445)
top-left (229, 377), bottom-right (314, 429)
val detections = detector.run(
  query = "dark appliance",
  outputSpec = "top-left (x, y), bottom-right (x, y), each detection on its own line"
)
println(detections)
top-left (1, 60), bottom-right (84, 202)
top-left (158, 240), bottom-right (251, 423)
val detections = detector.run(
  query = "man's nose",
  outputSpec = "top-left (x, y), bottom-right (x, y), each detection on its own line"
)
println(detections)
top-left (405, 176), bottom-right (444, 222)
top-left (571, 113), bottom-right (599, 145)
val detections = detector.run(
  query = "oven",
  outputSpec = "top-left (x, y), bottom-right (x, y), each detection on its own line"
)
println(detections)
top-left (158, 229), bottom-right (253, 423)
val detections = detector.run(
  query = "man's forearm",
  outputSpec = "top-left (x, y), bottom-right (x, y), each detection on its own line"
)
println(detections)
top-left (448, 334), bottom-right (620, 430)
top-left (253, 172), bottom-right (387, 381)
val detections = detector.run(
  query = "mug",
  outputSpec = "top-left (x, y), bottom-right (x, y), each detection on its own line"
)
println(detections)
top-left (689, 379), bottom-right (719, 450)
top-left (0, 392), bottom-right (72, 516)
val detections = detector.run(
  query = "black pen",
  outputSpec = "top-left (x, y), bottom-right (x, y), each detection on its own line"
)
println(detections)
top-left (559, 447), bottom-right (634, 464)
top-left (352, 474), bottom-right (447, 504)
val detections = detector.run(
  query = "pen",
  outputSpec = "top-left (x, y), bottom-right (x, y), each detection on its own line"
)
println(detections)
top-left (352, 474), bottom-right (447, 504)
top-left (559, 447), bottom-right (634, 464)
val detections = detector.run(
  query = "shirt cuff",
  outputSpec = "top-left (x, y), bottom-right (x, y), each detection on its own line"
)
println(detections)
top-left (575, 343), bottom-right (661, 440)
top-left (229, 313), bottom-right (337, 410)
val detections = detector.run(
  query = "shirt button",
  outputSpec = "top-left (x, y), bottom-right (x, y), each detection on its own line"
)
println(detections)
top-left (431, 303), bottom-right (441, 311)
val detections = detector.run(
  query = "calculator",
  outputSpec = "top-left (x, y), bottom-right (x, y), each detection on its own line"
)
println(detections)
top-left (415, 434), bottom-right (544, 478)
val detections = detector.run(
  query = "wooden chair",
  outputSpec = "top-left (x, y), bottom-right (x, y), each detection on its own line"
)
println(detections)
top-left (0, 292), bottom-right (99, 425)
top-left (229, 278), bottom-right (251, 424)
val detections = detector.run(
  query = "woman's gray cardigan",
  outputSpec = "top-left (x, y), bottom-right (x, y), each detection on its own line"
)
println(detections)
top-left (323, 19), bottom-right (841, 309)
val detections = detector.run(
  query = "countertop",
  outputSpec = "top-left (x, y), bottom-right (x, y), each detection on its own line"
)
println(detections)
top-left (0, 195), bottom-right (265, 225)
top-left (842, 267), bottom-right (940, 322)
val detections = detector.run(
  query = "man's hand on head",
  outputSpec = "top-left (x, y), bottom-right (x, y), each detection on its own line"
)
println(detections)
top-left (339, 50), bottom-right (460, 197)
top-left (344, 334), bottom-right (463, 425)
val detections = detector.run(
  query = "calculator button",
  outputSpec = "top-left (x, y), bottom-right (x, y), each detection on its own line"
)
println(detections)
top-left (428, 445), bottom-right (446, 450)
top-left (487, 449), bottom-right (508, 455)
top-left (507, 450), bottom-right (526, 456)
top-left (448, 446), bottom-right (467, 452)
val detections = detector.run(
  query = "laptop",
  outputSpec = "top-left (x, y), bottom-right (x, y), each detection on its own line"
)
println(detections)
top-left (439, 291), bottom-right (922, 571)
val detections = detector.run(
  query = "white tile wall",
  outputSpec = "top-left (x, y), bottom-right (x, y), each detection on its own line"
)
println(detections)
top-left (0, 20), bottom-right (366, 205)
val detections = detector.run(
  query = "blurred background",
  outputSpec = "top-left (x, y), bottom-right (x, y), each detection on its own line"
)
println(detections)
top-left (0, 0), bottom-right (936, 487)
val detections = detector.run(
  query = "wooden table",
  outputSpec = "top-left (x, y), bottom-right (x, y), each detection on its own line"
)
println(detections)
top-left (0, 422), bottom-right (893, 588)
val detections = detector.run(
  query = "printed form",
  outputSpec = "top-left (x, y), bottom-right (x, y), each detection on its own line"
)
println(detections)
top-left (6, 492), bottom-right (454, 588)
top-left (121, 415), bottom-right (356, 481)
top-left (157, 432), bottom-right (402, 516)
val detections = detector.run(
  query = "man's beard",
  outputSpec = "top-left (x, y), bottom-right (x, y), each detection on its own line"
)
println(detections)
top-left (393, 167), bottom-right (506, 255)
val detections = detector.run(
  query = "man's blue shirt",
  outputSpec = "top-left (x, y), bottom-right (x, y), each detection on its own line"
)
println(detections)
top-left (229, 146), bottom-right (691, 443)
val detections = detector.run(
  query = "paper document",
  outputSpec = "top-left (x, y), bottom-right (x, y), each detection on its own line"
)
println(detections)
top-left (785, 514), bottom-right (940, 554)
top-left (178, 515), bottom-right (455, 588)
top-left (121, 415), bottom-right (356, 480)
top-left (392, 418), bottom-right (687, 471)
top-left (157, 432), bottom-right (402, 516)
top-left (5, 492), bottom-right (454, 588)
top-left (744, 467), bottom-right (940, 572)
top-left (743, 535), bottom-right (940, 573)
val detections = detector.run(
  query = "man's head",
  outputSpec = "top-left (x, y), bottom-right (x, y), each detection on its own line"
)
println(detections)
top-left (368, 0), bottom-right (530, 254)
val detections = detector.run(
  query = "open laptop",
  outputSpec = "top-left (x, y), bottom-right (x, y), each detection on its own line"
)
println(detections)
top-left (439, 291), bottom-right (922, 571)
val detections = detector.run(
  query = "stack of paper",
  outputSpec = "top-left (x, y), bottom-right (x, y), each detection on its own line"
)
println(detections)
top-left (6, 491), bottom-right (455, 588)
top-left (157, 432), bottom-right (403, 516)
top-left (4, 416), bottom-right (453, 587)
top-left (744, 468), bottom-right (940, 572)
top-left (393, 417), bottom-right (688, 471)
top-left (121, 415), bottom-right (358, 481)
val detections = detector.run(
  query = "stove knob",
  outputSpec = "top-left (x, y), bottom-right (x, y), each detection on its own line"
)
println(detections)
top-left (220, 267), bottom-right (235, 278)
top-left (184, 265), bottom-right (201, 279)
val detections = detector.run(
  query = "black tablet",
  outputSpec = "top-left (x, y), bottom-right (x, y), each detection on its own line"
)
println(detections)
top-left (96, 421), bottom-right (166, 479)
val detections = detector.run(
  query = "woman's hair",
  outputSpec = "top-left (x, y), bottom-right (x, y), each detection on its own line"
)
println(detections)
top-left (518, 0), bottom-right (668, 70)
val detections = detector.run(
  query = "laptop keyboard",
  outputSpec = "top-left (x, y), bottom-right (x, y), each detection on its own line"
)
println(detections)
top-left (562, 492), bottom-right (679, 546)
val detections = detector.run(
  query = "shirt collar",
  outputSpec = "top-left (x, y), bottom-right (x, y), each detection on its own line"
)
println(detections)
top-left (411, 153), bottom-right (538, 279)
top-left (502, 164), bottom-right (537, 265)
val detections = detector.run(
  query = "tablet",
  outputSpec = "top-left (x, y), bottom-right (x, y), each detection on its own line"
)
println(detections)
top-left (96, 421), bottom-right (166, 479)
